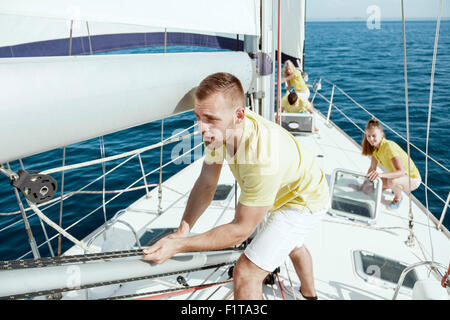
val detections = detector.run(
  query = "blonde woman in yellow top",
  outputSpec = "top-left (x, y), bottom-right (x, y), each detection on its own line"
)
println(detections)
top-left (361, 118), bottom-right (421, 209)
top-left (281, 60), bottom-right (310, 100)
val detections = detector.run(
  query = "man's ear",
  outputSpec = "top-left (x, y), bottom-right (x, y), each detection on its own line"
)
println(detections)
top-left (235, 107), bottom-right (245, 124)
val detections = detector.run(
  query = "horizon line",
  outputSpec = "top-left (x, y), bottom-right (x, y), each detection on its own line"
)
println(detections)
top-left (307, 17), bottom-right (450, 22)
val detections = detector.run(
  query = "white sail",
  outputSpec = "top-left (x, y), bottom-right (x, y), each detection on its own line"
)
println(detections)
top-left (0, 0), bottom-right (260, 36)
top-left (0, 51), bottom-right (254, 164)
top-left (0, 13), bottom-right (245, 59)
top-left (0, 13), bottom-right (162, 48)
top-left (281, 0), bottom-right (305, 65)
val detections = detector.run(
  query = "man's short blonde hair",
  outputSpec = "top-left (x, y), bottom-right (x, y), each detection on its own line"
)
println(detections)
top-left (195, 72), bottom-right (245, 108)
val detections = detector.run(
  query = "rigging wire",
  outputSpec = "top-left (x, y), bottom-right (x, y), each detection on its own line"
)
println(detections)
top-left (158, 119), bottom-right (164, 214)
top-left (99, 136), bottom-right (107, 224)
top-left (57, 147), bottom-right (66, 256)
top-left (18, 159), bottom-right (55, 258)
top-left (401, 0), bottom-right (414, 246)
top-left (423, 0), bottom-right (443, 263)
top-left (6, 162), bottom-right (40, 259)
top-left (319, 78), bottom-right (449, 174)
top-left (16, 142), bottom-right (204, 260)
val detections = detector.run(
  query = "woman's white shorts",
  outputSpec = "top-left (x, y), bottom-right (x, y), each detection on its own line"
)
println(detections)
top-left (244, 206), bottom-right (327, 272)
top-left (296, 88), bottom-right (311, 100)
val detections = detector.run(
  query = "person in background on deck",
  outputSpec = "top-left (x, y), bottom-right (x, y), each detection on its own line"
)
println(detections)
top-left (281, 91), bottom-right (313, 114)
top-left (143, 72), bottom-right (329, 300)
top-left (361, 118), bottom-right (421, 209)
top-left (281, 91), bottom-right (319, 132)
top-left (281, 59), bottom-right (310, 100)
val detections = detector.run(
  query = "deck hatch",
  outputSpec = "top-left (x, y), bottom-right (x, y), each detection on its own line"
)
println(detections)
top-left (353, 250), bottom-right (419, 289)
top-left (329, 168), bottom-right (382, 224)
top-left (280, 113), bottom-right (315, 134)
top-left (136, 228), bottom-right (177, 247)
top-left (213, 184), bottom-right (234, 201)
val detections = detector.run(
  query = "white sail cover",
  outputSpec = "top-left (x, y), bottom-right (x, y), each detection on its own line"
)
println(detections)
top-left (0, 0), bottom-right (260, 37)
top-left (0, 52), bottom-right (254, 163)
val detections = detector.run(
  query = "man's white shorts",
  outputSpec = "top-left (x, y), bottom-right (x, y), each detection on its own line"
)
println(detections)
top-left (244, 206), bottom-right (327, 272)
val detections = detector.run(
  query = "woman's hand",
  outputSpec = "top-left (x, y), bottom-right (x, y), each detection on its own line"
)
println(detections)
top-left (367, 170), bottom-right (383, 181)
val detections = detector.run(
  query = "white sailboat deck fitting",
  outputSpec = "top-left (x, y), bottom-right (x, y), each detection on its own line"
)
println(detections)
top-left (60, 110), bottom-right (449, 300)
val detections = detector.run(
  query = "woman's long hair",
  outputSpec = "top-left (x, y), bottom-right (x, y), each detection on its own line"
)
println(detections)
top-left (283, 60), bottom-right (296, 78)
top-left (361, 118), bottom-right (385, 156)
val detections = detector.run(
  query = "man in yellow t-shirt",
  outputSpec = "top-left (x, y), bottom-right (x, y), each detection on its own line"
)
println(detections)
top-left (281, 91), bottom-right (311, 113)
top-left (281, 91), bottom-right (319, 132)
top-left (143, 72), bottom-right (329, 300)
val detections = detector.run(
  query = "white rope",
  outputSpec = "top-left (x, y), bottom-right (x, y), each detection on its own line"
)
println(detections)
top-left (2, 123), bottom-right (201, 259)
top-left (0, 129), bottom-right (199, 219)
top-left (0, 154), bottom-right (140, 218)
top-left (16, 142), bottom-right (204, 260)
top-left (26, 200), bottom-right (92, 253)
top-left (41, 127), bottom-right (198, 175)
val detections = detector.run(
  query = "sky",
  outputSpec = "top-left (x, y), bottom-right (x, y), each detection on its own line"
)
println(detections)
top-left (306, 0), bottom-right (450, 21)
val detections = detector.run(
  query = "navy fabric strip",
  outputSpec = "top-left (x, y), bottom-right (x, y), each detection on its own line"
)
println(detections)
top-left (0, 32), bottom-right (297, 64)
top-left (1, 32), bottom-right (244, 57)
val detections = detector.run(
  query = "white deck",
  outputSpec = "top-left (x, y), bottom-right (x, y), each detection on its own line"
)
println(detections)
top-left (64, 111), bottom-right (450, 300)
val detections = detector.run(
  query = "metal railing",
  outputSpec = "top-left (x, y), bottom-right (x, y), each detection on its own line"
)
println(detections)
top-left (311, 78), bottom-right (449, 234)
top-left (0, 115), bottom-right (201, 260)
top-left (392, 261), bottom-right (447, 300)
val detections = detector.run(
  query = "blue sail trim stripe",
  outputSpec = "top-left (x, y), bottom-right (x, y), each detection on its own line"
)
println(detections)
top-left (0, 32), bottom-right (244, 58)
top-left (0, 31), bottom-right (297, 64)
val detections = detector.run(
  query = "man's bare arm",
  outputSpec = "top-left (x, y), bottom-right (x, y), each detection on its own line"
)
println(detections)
top-left (177, 160), bottom-right (223, 234)
top-left (143, 203), bottom-right (269, 264)
top-left (178, 203), bottom-right (269, 252)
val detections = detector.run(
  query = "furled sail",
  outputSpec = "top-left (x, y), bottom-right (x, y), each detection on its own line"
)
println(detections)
top-left (0, 1), bottom-right (258, 163)
top-left (0, 52), bottom-right (254, 164)
top-left (0, 251), bottom-right (242, 298)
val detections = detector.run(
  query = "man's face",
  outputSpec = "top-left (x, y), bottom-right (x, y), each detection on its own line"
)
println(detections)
top-left (194, 92), bottom-right (237, 151)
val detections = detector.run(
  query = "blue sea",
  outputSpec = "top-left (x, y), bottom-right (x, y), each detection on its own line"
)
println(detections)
top-left (0, 21), bottom-right (448, 260)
